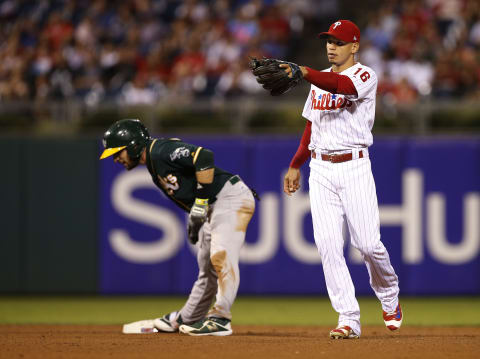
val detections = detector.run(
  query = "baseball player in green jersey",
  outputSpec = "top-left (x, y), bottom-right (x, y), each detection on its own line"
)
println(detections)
top-left (100, 119), bottom-right (257, 336)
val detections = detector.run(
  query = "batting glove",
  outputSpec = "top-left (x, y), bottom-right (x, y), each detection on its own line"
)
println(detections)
top-left (187, 198), bottom-right (209, 244)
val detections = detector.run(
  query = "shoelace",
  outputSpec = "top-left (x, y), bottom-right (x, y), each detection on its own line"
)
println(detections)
top-left (384, 308), bottom-right (401, 319)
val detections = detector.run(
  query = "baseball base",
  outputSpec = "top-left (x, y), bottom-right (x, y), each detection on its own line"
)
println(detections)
top-left (122, 319), bottom-right (159, 334)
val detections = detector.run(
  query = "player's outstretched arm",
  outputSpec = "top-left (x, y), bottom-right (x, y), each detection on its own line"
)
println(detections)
top-left (280, 64), bottom-right (357, 96)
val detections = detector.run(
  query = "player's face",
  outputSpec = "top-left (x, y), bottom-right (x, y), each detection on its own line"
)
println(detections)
top-left (113, 149), bottom-right (136, 170)
top-left (326, 36), bottom-right (358, 67)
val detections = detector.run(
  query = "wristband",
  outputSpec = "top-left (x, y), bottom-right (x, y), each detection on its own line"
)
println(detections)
top-left (195, 182), bottom-right (214, 199)
top-left (194, 198), bottom-right (209, 206)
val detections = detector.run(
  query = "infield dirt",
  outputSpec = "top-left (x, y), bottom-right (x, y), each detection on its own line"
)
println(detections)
top-left (1, 325), bottom-right (478, 359)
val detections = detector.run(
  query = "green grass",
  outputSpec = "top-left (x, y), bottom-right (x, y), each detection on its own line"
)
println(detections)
top-left (0, 296), bottom-right (479, 326)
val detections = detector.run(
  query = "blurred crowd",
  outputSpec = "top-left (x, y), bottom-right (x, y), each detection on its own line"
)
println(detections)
top-left (360, 0), bottom-right (480, 105)
top-left (0, 0), bottom-right (478, 108)
top-left (0, 0), bottom-right (313, 106)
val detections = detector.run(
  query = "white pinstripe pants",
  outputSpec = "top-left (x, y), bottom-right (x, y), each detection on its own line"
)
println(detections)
top-left (309, 153), bottom-right (399, 335)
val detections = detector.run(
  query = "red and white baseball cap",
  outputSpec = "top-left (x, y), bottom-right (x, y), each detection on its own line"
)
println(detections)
top-left (318, 20), bottom-right (361, 43)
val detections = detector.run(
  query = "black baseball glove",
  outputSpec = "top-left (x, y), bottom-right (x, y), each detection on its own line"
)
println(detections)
top-left (250, 57), bottom-right (303, 96)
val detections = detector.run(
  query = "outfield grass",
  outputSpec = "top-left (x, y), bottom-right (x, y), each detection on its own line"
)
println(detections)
top-left (0, 296), bottom-right (479, 326)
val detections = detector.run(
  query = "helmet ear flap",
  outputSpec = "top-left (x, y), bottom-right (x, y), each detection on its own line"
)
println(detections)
top-left (126, 140), bottom-right (144, 160)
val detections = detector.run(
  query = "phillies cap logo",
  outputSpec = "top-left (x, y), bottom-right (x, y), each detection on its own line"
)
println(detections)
top-left (318, 19), bottom-right (360, 42)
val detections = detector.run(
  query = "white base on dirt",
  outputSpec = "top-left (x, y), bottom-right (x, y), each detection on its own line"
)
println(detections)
top-left (122, 319), bottom-right (159, 334)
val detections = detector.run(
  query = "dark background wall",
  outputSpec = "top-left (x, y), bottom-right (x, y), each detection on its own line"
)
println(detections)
top-left (2, 136), bottom-right (480, 295)
top-left (0, 137), bottom-right (99, 293)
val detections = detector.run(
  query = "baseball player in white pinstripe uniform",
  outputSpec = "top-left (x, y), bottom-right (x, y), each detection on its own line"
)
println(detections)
top-left (282, 20), bottom-right (403, 339)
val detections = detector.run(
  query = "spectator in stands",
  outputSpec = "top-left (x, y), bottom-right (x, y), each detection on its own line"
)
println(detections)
top-left (0, 0), bottom-right (478, 107)
top-left (120, 72), bottom-right (163, 105)
top-left (360, 0), bottom-right (479, 102)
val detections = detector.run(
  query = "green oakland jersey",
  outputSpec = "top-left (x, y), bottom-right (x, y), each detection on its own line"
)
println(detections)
top-left (145, 138), bottom-right (233, 212)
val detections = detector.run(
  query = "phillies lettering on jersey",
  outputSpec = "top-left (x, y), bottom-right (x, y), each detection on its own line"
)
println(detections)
top-left (310, 90), bottom-right (353, 110)
top-left (302, 62), bottom-right (377, 151)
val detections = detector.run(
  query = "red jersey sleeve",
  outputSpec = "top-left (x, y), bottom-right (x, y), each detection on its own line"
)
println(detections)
top-left (289, 120), bottom-right (312, 169)
top-left (304, 67), bottom-right (357, 96)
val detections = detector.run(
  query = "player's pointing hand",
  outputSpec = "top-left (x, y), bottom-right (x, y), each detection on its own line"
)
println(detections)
top-left (280, 63), bottom-right (307, 79)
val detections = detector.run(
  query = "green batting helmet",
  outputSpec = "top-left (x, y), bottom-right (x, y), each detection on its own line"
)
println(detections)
top-left (100, 119), bottom-right (150, 160)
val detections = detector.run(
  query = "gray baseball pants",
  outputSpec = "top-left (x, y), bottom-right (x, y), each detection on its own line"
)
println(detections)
top-left (178, 176), bottom-right (255, 323)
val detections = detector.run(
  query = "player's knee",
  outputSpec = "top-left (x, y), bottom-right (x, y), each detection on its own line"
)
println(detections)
top-left (211, 250), bottom-right (228, 275)
top-left (356, 244), bottom-right (376, 258)
top-left (356, 240), bottom-right (383, 258)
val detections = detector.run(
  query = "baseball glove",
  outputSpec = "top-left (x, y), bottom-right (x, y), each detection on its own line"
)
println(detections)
top-left (250, 57), bottom-right (303, 96)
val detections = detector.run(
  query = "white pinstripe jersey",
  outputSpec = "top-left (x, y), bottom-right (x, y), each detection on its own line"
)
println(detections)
top-left (302, 62), bottom-right (377, 151)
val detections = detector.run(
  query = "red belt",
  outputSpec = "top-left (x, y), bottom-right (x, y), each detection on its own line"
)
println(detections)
top-left (312, 150), bottom-right (364, 163)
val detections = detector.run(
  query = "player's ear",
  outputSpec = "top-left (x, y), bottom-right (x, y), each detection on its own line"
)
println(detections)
top-left (351, 42), bottom-right (360, 54)
top-left (140, 147), bottom-right (147, 164)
